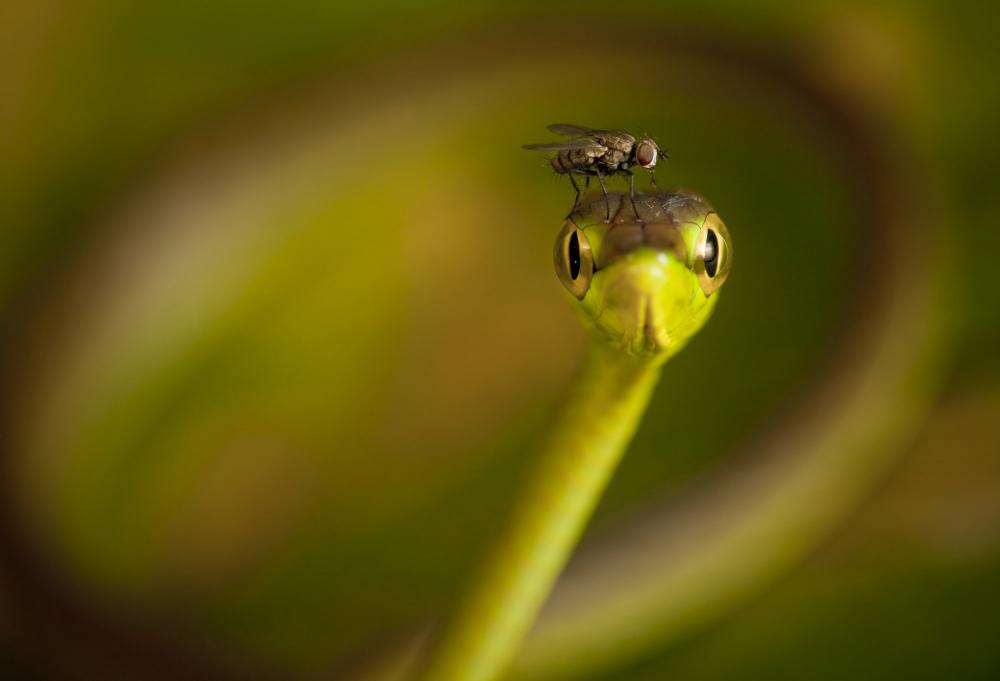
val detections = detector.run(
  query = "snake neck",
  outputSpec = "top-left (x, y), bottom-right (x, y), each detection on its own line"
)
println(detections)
top-left (550, 342), bottom-right (664, 460)
top-left (416, 341), bottom-right (663, 681)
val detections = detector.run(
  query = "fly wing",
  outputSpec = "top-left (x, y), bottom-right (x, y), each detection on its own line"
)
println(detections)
top-left (522, 139), bottom-right (607, 153)
top-left (546, 123), bottom-right (599, 137)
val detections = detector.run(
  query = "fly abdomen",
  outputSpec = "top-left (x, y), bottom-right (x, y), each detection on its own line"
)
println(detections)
top-left (552, 149), bottom-right (596, 174)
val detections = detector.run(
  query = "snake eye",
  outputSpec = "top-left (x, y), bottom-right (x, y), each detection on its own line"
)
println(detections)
top-left (694, 213), bottom-right (732, 296)
top-left (703, 229), bottom-right (719, 277)
top-left (554, 221), bottom-right (594, 300)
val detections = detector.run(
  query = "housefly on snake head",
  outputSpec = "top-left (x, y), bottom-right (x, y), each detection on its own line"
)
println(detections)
top-left (522, 124), bottom-right (667, 222)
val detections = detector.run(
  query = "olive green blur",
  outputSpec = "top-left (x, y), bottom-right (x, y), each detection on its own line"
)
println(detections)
top-left (1, 3), bottom-right (998, 681)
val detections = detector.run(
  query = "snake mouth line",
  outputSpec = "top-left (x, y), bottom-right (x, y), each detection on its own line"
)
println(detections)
top-left (643, 296), bottom-right (665, 353)
top-left (588, 251), bottom-right (687, 357)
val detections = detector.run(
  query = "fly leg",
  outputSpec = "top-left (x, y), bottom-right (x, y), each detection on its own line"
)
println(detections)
top-left (594, 166), bottom-right (610, 222)
top-left (649, 169), bottom-right (662, 193)
top-left (566, 170), bottom-right (592, 226)
top-left (623, 169), bottom-right (639, 220)
top-left (568, 173), bottom-right (582, 213)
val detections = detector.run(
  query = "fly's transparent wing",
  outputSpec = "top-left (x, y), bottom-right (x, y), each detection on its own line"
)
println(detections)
top-left (546, 123), bottom-right (598, 137)
top-left (522, 139), bottom-right (607, 153)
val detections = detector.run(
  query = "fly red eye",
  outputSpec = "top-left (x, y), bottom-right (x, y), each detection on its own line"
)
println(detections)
top-left (636, 140), bottom-right (657, 168)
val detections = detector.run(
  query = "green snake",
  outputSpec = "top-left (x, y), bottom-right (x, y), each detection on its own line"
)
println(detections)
top-left (416, 190), bottom-right (732, 681)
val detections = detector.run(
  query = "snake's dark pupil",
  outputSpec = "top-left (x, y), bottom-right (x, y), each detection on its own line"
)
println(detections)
top-left (704, 230), bottom-right (719, 277)
top-left (569, 231), bottom-right (581, 280)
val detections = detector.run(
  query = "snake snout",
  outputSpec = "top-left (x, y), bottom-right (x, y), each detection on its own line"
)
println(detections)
top-left (592, 248), bottom-right (687, 356)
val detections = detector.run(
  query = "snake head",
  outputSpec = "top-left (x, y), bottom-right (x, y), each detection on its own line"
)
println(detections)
top-left (554, 191), bottom-right (732, 360)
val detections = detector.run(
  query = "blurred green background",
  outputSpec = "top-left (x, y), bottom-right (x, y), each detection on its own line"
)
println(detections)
top-left (1, 2), bottom-right (998, 680)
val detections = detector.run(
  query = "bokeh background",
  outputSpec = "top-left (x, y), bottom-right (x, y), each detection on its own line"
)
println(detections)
top-left (2, 2), bottom-right (998, 680)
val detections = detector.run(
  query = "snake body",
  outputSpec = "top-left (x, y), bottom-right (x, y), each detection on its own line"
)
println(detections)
top-left (416, 190), bottom-right (732, 681)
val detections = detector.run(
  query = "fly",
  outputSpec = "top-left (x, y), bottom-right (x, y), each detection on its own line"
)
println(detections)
top-left (523, 124), bottom-right (667, 221)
